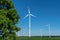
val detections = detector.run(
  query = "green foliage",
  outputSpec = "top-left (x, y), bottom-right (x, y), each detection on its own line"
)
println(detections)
top-left (0, 0), bottom-right (20, 40)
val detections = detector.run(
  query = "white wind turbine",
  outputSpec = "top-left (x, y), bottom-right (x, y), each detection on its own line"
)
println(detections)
top-left (46, 24), bottom-right (51, 38)
top-left (40, 29), bottom-right (43, 37)
top-left (24, 8), bottom-right (36, 37)
top-left (48, 24), bottom-right (51, 38)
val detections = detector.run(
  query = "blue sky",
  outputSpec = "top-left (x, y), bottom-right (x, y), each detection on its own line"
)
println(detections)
top-left (12, 0), bottom-right (60, 36)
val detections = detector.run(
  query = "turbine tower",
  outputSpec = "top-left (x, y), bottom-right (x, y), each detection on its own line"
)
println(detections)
top-left (40, 29), bottom-right (42, 37)
top-left (48, 24), bottom-right (51, 38)
top-left (46, 24), bottom-right (51, 38)
top-left (24, 8), bottom-right (36, 37)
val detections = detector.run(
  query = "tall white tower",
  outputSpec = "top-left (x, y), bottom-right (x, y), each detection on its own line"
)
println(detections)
top-left (40, 29), bottom-right (42, 37)
top-left (48, 24), bottom-right (51, 38)
top-left (24, 8), bottom-right (36, 37)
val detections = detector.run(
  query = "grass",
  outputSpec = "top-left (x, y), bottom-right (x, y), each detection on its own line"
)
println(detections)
top-left (17, 36), bottom-right (60, 40)
top-left (0, 36), bottom-right (60, 40)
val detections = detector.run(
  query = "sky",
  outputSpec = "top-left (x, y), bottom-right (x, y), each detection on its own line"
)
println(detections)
top-left (12, 0), bottom-right (60, 36)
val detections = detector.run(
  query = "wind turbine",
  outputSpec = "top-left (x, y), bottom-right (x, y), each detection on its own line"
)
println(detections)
top-left (24, 8), bottom-right (36, 37)
top-left (48, 24), bottom-right (51, 38)
top-left (46, 24), bottom-right (51, 38)
top-left (40, 29), bottom-right (42, 37)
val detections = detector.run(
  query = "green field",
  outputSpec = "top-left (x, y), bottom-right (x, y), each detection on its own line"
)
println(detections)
top-left (17, 36), bottom-right (60, 40)
top-left (0, 36), bottom-right (60, 40)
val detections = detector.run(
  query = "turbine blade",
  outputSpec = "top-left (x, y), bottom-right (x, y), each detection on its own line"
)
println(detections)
top-left (45, 24), bottom-right (50, 26)
top-left (24, 14), bottom-right (29, 18)
top-left (28, 8), bottom-right (30, 14)
top-left (30, 14), bottom-right (36, 17)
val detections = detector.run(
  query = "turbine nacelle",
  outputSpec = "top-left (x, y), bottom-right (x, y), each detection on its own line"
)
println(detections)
top-left (24, 8), bottom-right (36, 18)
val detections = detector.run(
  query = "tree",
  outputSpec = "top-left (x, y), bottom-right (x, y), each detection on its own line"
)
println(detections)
top-left (0, 0), bottom-right (20, 40)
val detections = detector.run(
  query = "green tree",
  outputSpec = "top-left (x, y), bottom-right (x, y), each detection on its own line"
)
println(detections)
top-left (0, 0), bottom-right (20, 40)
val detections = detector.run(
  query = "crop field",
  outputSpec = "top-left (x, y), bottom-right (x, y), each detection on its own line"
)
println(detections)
top-left (17, 36), bottom-right (60, 40)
